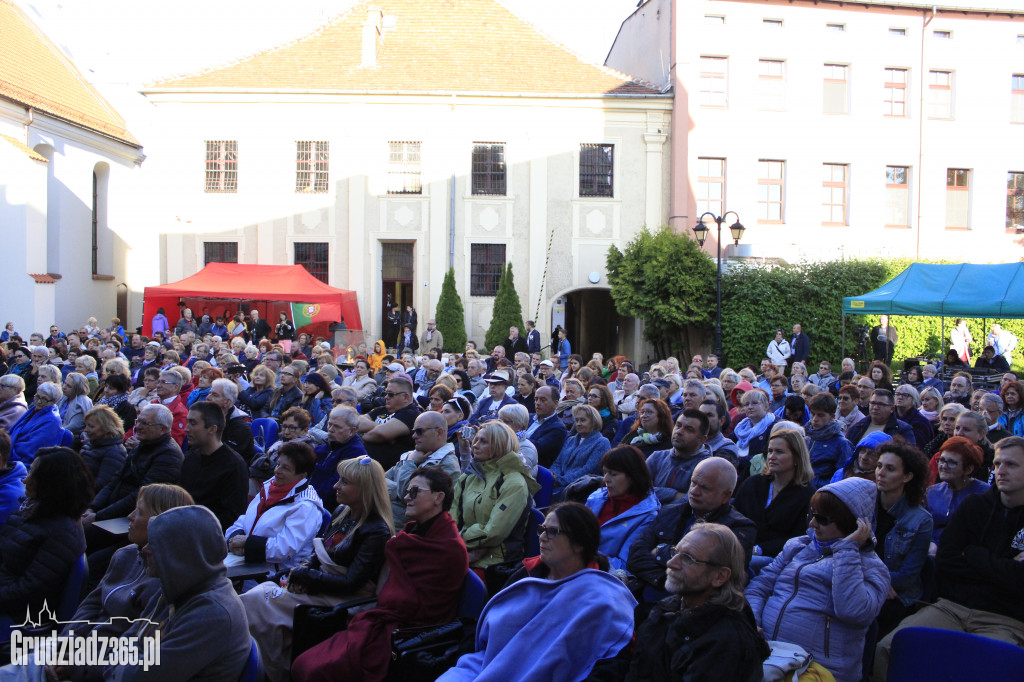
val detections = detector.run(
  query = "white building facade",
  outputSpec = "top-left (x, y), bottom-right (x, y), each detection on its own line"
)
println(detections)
top-left (607, 0), bottom-right (1024, 263)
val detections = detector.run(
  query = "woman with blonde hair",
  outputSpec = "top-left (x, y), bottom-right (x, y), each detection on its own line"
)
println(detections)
top-left (551, 404), bottom-right (611, 498)
top-left (81, 404), bottom-right (127, 492)
top-left (734, 421), bottom-right (815, 570)
top-left (242, 456), bottom-right (394, 682)
top-left (240, 364), bottom-right (276, 418)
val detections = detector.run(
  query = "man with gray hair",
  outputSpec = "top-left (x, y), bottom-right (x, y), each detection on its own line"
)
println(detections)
top-left (681, 379), bottom-right (706, 411)
top-left (155, 369), bottom-right (188, 447)
top-left (207, 377), bottom-right (255, 464)
top-left (980, 393), bottom-right (1011, 443)
top-left (614, 373), bottom-right (641, 417)
top-left (467, 359), bottom-right (488, 398)
top-left (312, 406), bottom-right (369, 508)
top-left (413, 359), bottom-right (443, 402)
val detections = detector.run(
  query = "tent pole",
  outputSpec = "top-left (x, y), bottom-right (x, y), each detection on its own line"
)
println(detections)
top-left (941, 317), bottom-right (944, 360)
top-left (841, 313), bottom-right (846, 363)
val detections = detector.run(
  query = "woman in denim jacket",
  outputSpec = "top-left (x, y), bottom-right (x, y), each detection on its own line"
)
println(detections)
top-left (873, 441), bottom-right (933, 636)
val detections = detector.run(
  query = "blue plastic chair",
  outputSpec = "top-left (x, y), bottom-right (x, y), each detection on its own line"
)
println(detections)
top-left (458, 571), bottom-right (487, 620)
top-left (888, 627), bottom-right (1024, 681)
top-left (238, 636), bottom-right (264, 682)
top-left (56, 554), bottom-right (88, 621)
top-left (523, 507), bottom-right (544, 558)
top-left (250, 418), bottom-right (278, 451)
top-left (60, 429), bottom-right (74, 448)
top-left (534, 466), bottom-right (553, 509)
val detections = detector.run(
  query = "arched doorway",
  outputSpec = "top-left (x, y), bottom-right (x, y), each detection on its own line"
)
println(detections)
top-left (116, 283), bottom-right (129, 330)
top-left (551, 288), bottom-right (637, 362)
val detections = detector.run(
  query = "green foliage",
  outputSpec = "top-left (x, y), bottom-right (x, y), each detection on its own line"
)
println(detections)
top-left (606, 226), bottom-right (715, 359)
top-left (434, 268), bottom-right (466, 352)
top-left (484, 263), bottom-right (526, 351)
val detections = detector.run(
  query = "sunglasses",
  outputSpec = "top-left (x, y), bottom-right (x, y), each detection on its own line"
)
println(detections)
top-left (411, 427), bottom-right (438, 436)
top-left (807, 511), bottom-right (835, 526)
top-left (536, 525), bottom-right (563, 539)
top-left (403, 486), bottom-right (433, 499)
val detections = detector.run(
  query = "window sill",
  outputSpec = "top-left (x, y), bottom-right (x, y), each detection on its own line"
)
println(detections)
top-left (92, 274), bottom-right (115, 281)
top-left (885, 224), bottom-right (912, 229)
top-left (944, 226), bottom-right (971, 231)
top-left (821, 222), bottom-right (847, 227)
top-left (757, 220), bottom-right (785, 225)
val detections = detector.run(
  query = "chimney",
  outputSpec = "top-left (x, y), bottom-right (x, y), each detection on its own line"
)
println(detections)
top-left (361, 8), bottom-right (383, 68)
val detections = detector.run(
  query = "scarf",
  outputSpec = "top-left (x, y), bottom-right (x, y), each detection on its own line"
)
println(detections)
top-left (597, 494), bottom-right (641, 526)
top-left (734, 414), bottom-right (774, 456)
top-left (555, 397), bottom-right (584, 414)
top-left (254, 478), bottom-right (302, 528)
top-left (424, 328), bottom-right (435, 342)
top-left (805, 420), bottom-right (842, 442)
top-left (598, 408), bottom-right (611, 420)
top-left (101, 392), bottom-right (129, 410)
top-left (630, 429), bottom-right (663, 446)
top-left (812, 535), bottom-right (840, 555)
top-left (919, 408), bottom-right (938, 423)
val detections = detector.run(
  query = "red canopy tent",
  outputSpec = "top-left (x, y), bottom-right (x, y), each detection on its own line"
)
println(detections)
top-left (142, 264), bottom-right (362, 345)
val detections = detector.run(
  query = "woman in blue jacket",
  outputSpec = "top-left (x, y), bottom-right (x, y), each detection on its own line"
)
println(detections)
top-left (872, 441), bottom-right (933, 636)
top-left (7, 382), bottom-right (64, 464)
top-left (551, 405), bottom-right (610, 499)
top-left (584, 445), bottom-right (660, 573)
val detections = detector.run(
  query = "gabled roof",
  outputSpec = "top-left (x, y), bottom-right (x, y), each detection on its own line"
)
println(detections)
top-left (147, 0), bottom-right (660, 96)
top-left (0, 0), bottom-right (139, 146)
top-left (1, 134), bottom-right (48, 162)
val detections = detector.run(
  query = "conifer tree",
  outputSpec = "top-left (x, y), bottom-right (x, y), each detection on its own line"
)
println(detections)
top-left (485, 262), bottom-right (526, 350)
top-left (434, 267), bottom-right (467, 352)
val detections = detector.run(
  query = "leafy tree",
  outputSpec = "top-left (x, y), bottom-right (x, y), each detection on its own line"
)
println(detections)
top-left (606, 226), bottom-right (715, 360)
top-left (435, 267), bottom-right (467, 352)
top-left (485, 263), bottom-right (526, 351)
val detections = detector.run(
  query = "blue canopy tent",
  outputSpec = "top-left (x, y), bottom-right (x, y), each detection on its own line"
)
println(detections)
top-left (841, 262), bottom-right (1024, 357)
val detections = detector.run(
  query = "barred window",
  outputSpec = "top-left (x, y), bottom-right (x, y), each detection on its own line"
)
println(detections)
top-left (471, 143), bottom-right (506, 196)
top-left (470, 244), bottom-right (505, 296)
top-left (579, 144), bottom-right (614, 197)
top-left (388, 142), bottom-right (422, 194)
top-left (295, 242), bottom-right (329, 283)
top-left (1008, 172), bottom-right (1024, 232)
top-left (205, 141), bottom-right (237, 193)
top-left (296, 141), bottom-right (329, 193)
top-left (204, 242), bottom-right (238, 265)
top-left (946, 169), bottom-right (970, 229)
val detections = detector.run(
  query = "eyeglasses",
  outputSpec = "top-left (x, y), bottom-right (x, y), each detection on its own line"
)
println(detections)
top-left (937, 457), bottom-right (961, 469)
top-left (536, 525), bottom-right (563, 539)
top-left (384, 391), bottom-right (409, 398)
top-left (668, 548), bottom-right (720, 567)
top-left (402, 486), bottom-right (433, 499)
top-left (411, 427), bottom-right (437, 436)
top-left (281, 423), bottom-right (301, 431)
top-left (280, 371), bottom-right (297, 378)
top-left (895, 392), bottom-right (914, 398)
top-left (331, 398), bottom-right (348, 405)
top-left (807, 511), bottom-right (835, 526)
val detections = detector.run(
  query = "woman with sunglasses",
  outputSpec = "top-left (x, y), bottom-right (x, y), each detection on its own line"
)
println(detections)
top-left (746, 476), bottom-right (889, 682)
top-left (242, 456), bottom-right (394, 682)
top-left (438, 502), bottom-right (635, 682)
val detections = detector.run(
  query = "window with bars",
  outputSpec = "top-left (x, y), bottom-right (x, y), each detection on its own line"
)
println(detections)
top-left (205, 141), bottom-right (238, 192)
top-left (928, 71), bottom-right (953, 118)
top-left (758, 59), bottom-right (785, 110)
top-left (699, 56), bottom-right (728, 107)
top-left (696, 158), bottom-right (725, 217)
top-left (1007, 172), bottom-right (1024, 232)
top-left (296, 141), bottom-right (329, 193)
top-left (885, 166), bottom-right (910, 227)
top-left (890, 27), bottom-right (907, 36)
top-left (1012, 75), bottom-right (1024, 124)
top-left (946, 169), bottom-right (970, 229)
top-left (388, 141), bottom-right (422, 194)
top-left (823, 64), bottom-right (848, 114)
top-left (757, 160), bottom-right (785, 223)
top-left (204, 242), bottom-right (238, 265)
top-left (295, 242), bottom-right (329, 283)
top-left (822, 164), bottom-right (848, 225)
top-left (579, 144), bottom-right (614, 197)
top-left (884, 68), bottom-right (908, 116)
top-left (470, 244), bottom-right (505, 296)
top-left (471, 143), bottom-right (506, 196)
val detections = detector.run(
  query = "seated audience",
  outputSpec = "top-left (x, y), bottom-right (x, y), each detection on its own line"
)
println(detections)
top-left (645, 409), bottom-right (711, 502)
top-left (551, 405), bottom-right (611, 498)
top-left (0, 431), bottom-right (25, 527)
top-left (206, 377), bottom-right (256, 464)
top-left (806, 393), bottom-right (853, 489)
top-left (835, 385), bottom-right (866, 436)
top-left (385, 411), bottom-right (460, 527)
top-left (622, 398), bottom-right (674, 458)
top-left (0, 375), bottom-right (27, 431)
top-left (922, 402), bottom-right (968, 456)
top-left (524, 386), bottom-right (568, 468)
top-left (831, 431), bottom-right (892, 484)
top-left (250, 406), bottom-right (315, 493)
top-left (439, 503), bottom-right (636, 682)
top-left (497, 403), bottom-right (538, 477)
top-left (585, 384), bottom-right (620, 441)
top-left (239, 364), bottom-right (276, 418)
top-left (894, 384), bottom-right (934, 448)
top-left (80, 405), bottom-right (128, 493)
top-left (180, 401), bottom-right (248, 529)
top-left (998, 379), bottom-right (1024, 436)
top-left (747, 477), bottom-right (890, 682)
top-left (734, 389), bottom-right (776, 478)
top-left (96, 373), bottom-right (137, 433)
top-left (311, 406), bottom-right (368, 509)
top-left (847, 389), bottom-right (917, 448)
top-left (357, 375), bottom-right (421, 470)
top-left (698, 398), bottom-right (739, 466)
top-left (924, 436), bottom-right (988, 551)
top-left (7, 382), bottom-right (64, 464)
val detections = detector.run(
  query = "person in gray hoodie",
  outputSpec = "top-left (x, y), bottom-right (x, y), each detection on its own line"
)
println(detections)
top-left (113, 505), bottom-right (250, 681)
top-left (745, 476), bottom-right (890, 682)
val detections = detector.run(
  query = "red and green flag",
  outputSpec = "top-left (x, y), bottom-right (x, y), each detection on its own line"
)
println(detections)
top-left (290, 302), bottom-right (341, 328)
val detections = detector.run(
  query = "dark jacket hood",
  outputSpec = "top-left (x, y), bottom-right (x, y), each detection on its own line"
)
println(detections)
top-left (146, 505), bottom-right (227, 603)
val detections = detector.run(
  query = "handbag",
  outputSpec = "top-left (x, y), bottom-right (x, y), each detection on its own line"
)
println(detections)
top-left (390, 618), bottom-right (474, 682)
top-left (762, 639), bottom-right (814, 681)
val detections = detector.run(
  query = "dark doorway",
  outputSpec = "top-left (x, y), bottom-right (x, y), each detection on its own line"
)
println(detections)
top-left (381, 242), bottom-right (414, 348)
top-left (560, 289), bottom-right (634, 362)
top-left (117, 283), bottom-right (129, 330)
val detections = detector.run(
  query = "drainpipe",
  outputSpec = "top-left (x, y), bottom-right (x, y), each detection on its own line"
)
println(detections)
top-left (25, 106), bottom-right (33, 145)
top-left (449, 174), bottom-right (456, 269)
top-left (916, 7), bottom-right (937, 259)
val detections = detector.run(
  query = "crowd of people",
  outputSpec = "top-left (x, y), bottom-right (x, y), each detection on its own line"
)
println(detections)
top-left (0, 312), bottom-right (1020, 681)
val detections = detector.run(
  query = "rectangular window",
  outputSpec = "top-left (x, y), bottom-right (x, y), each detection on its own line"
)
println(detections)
top-left (294, 242), bottom-right (329, 283)
top-left (822, 164), bottom-right (848, 225)
top-left (758, 59), bottom-right (785, 110)
top-left (696, 158), bottom-right (725, 218)
top-left (1008, 172), bottom-right (1024, 232)
top-left (1012, 75), bottom-right (1024, 123)
top-left (204, 242), bottom-right (238, 265)
top-left (579, 144), bottom-right (614, 197)
top-left (934, 30), bottom-right (952, 39)
top-left (704, 14), bottom-right (725, 24)
top-left (885, 166), bottom-right (910, 227)
top-left (757, 160), bottom-right (785, 223)
top-left (826, 23), bottom-right (845, 32)
top-left (471, 143), bottom-right (506, 196)
top-left (884, 68), bottom-right (908, 116)
top-left (470, 244), bottom-right (505, 296)
top-left (1018, 34), bottom-right (1024, 44)
top-left (928, 70), bottom-right (953, 118)
top-left (388, 141), bottom-right (422, 194)
top-left (946, 169), bottom-right (970, 229)
top-left (763, 19), bottom-right (783, 28)
top-left (823, 64), bottom-right (848, 114)
top-left (204, 140), bottom-right (237, 193)
top-left (699, 56), bottom-right (728, 107)
top-left (295, 141), bottom-right (329, 193)
top-left (890, 27), bottom-right (907, 36)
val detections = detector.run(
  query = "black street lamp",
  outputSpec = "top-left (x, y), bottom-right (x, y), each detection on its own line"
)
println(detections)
top-left (692, 211), bottom-right (745, 358)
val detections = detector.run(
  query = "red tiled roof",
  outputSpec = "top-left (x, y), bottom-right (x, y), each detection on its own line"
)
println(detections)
top-left (0, 0), bottom-right (139, 146)
top-left (29, 274), bottom-right (57, 284)
top-left (148, 0), bottom-right (660, 96)
top-left (1, 134), bottom-right (48, 162)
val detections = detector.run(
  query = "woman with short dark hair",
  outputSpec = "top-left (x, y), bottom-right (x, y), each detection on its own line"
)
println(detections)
top-left (584, 445), bottom-right (659, 572)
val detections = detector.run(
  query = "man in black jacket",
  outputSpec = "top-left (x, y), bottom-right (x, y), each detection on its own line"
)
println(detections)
top-left (502, 326), bottom-right (528, 361)
top-left (179, 401), bottom-right (248, 530)
top-left (207, 377), bottom-right (256, 464)
top-left (874, 436), bottom-right (1024, 680)
top-left (627, 457), bottom-right (756, 604)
